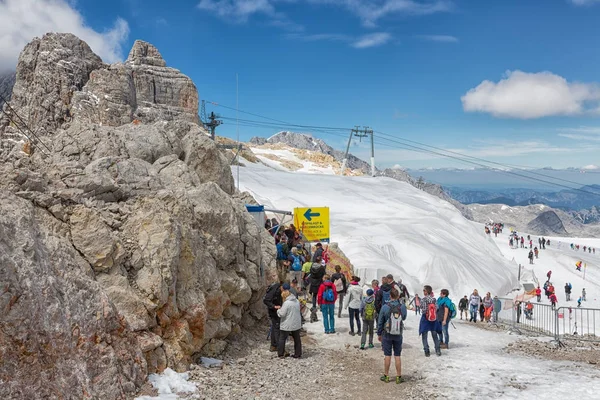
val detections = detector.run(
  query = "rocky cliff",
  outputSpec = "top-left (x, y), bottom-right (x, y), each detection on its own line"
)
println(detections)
top-left (0, 33), bottom-right (275, 400)
top-left (526, 210), bottom-right (568, 235)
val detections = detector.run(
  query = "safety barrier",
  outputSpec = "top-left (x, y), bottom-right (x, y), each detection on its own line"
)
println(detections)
top-left (497, 298), bottom-right (600, 343)
top-left (556, 306), bottom-right (600, 342)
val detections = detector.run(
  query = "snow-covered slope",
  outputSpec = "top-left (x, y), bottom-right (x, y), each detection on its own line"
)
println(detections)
top-left (235, 160), bottom-right (519, 298)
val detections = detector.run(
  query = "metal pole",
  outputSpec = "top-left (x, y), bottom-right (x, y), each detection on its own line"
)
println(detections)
top-left (340, 129), bottom-right (354, 175)
top-left (370, 128), bottom-right (375, 177)
top-left (518, 264), bottom-right (521, 281)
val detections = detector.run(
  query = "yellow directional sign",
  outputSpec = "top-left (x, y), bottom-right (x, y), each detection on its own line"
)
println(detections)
top-left (294, 207), bottom-right (330, 243)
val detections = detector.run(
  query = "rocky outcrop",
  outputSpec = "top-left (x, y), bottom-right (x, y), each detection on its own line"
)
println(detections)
top-left (526, 210), bottom-right (568, 235)
top-left (0, 71), bottom-right (16, 107)
top-left (71, 40), bottom-right (199, 127)
top-left (0, 34), bottom-right (275, 399)
top-left (0, 33), bottom-right (103, 136)
top-left (251, 131), bottom-right (371, 173)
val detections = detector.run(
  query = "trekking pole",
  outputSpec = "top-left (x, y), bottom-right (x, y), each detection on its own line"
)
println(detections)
top-left (451, 322), bottom-right (457, 330)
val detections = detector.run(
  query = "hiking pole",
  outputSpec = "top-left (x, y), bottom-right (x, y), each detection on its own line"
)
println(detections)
top-left (451, 322), bottom-right (457, 330)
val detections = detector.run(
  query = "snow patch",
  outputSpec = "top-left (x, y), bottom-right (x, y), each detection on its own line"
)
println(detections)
top-left (134, 368), bottom-right (197, 400)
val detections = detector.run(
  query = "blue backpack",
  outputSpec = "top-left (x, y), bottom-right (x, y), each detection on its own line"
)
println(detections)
top-left (276, 243), bottom-right (287, 260)
top-left (324, 287), bottom-right (335, 302)
top-left (382, 289), bottom-right (391, 305)
top-left (292, 255), bottom-right (302, 271)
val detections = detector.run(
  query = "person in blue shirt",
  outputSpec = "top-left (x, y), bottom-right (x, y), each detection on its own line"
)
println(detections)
top-left (436, 289), bottom-right (452, 349)
top-left (377, 288), bottom-right (407, 384)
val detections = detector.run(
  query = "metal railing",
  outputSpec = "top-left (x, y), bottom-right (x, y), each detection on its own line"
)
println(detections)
top-left (557, 306), bottom-right (599, 342)
top-left (497, 298), bottom-right (600, 344)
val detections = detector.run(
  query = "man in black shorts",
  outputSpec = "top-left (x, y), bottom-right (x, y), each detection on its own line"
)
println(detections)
top-left (377, 288), bottom-right (407, 384)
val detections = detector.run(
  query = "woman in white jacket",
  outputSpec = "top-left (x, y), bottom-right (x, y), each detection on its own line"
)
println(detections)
top-left (277, 286), bottom-right (303, 358)
top-left (345, 276), bottom-right (364, 336)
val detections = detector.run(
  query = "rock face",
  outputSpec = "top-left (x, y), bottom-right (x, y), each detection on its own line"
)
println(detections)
top-left (251, 131), bottom-right (371, 173)
top-left (0, 33), bottom-right (103, 136)
top-left (0, 71), bottom-right (16, 107)
top-left (72, 40), bottom-right (199, 127)
top-left (527, 210), bottom-right (568, 235)
top-left (0, 34), bottom-right (275, 399)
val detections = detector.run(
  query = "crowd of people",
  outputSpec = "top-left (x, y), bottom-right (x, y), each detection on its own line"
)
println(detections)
top-left (484, 222), bottom-right (504, 237)
top-left (569, 243), bottom-right (596, 254)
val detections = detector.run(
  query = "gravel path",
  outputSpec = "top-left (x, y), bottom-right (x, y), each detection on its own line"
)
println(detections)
top-left (187, 308), bottom-right (435, 399)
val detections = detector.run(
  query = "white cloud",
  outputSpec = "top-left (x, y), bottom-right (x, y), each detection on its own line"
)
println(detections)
top-left (314, 0), bottom-right (453, 27)
top-left (286, 31), bottom-right (392, 49)
top-left (558, 126), bottom-right (600, 141)
top-left (0, 0), bottom-right (129, 71)
top-left (416, 34), bottom-right (458, 42)
top-left (391, 164), bottom-right (405, 170)
top-left (569, 0), bottom-right (600, 5)
top-left (198, 0), bottom-right (451, 28)
top-left (582, 164), bottom-right (599, 170)
top-left (461, 70), bottom-right (600, 119)
top-left (352, 32), bottom-right (391, 48)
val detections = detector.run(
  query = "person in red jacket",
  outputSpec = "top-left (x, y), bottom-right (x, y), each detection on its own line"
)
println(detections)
top-left (535, 286), bottom-right (542, 302)
top-left (549, 293), bottom-right (558, 309)
top-left (317, 274), bottom-right (338, 334)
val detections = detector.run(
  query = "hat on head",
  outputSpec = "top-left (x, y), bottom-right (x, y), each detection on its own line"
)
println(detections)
top-left (367, 289), bottom-right (374, 296)
top-left (316, 243), bottom-right (323, 247)
top-left (282, 283), bottom-right (291, 290)
top-left (386, 274), bottom-right (394, 280)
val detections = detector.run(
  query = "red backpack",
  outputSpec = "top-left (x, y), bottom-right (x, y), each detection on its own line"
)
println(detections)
top-left (426, 301), bottom-right (437, 322)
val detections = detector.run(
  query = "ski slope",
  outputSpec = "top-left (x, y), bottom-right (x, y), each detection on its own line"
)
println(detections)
top-left (236, 160), bottom-right (518, 298)
top-left (492, 233), bottom-right (600, 306)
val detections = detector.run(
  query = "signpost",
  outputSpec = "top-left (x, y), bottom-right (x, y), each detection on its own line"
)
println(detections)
top-left (293, 207), bottom-right (330, 243)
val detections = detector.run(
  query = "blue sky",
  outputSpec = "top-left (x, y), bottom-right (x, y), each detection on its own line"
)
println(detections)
top-left (2, 0), bottom-right (600, 170)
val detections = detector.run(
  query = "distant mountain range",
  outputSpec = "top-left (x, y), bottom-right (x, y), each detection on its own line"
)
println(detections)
top-left (447, 184), bottom-right (600, 211)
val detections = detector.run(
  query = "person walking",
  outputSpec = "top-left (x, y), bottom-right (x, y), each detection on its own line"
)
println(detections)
top-left (375, 277), bottom-right (392, 314)
top-left (528, 250), bottom-right (534, 264)
top-left (345, 276), bottom-right (363, 336)
top-left (535, 286), bottom-right (542, 302)
top-left (360, 289), bottom-right (377, 349)
top-left (515, 301), bottom-right (522, 323)
top-left (331, 265), bottom-right (347, 318)
top-left (409, 294), bottom-right (421, 315)
top-left (419, 285), bottom-right (441, 357)
top-left (549, 292), bottom-right (558, 309)
top-left (492, 296), bottom-right (501, 322)
top-left (263, 282), bottom-right (283, 352)
top-left (565, 282), bottom-right (572, 302)
top-left (482, 292), bottom-right (493, 322)
top-left (277, 286), bottom-right (302, 358)
top-left (458, 295), bottom-right (469, 320)
top-left (469, 290), bottom-right (481, 322)
top-left (436, 289), bottom-right (453, 349)
top-left (317, 274), bottom-right (338, 334)
top-left (582, 288), bottom-right (587, 301)
top-left (377, 288), bottom-right (407, 384)
top-left (309, 257), bottom-right (326, 307)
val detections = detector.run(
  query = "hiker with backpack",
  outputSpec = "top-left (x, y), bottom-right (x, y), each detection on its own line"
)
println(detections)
top-left (482, 292), bottom-right (493, 322)
top-left (565, 282), bottom-right (572, 301)
top-left (288, 248), bottom-right (304, 290)
top-left (360, 289), bottom-right (377, 349)
top-left (375, 276), bottom-right (393, 314)
top-left (277, 286), bottom-right (302, 358)
top-left (309, 256), bottom-right (326, 307)
top-left (377, 288), bottom-right (407, 384)
top-left (263, 282), bottom-right (283, 352)
top-left (469, 289), bottom-right (481, 323)
top-left (528, 250), bottom-right (534, 264)
top-left (317, 274), bottom-right (338, 334)
top-left (458, 295), bottom-right (469, 320)
top-left (345, 276), bottom-right (363, 336)
top-left (419, 285), bottom-right (442, 357)
top-left (436, 289), bottom-right (455, 349)
top-left (312, 242), bottom-right (324, 262)
top-left (331, 265), bottom-right (348, 318)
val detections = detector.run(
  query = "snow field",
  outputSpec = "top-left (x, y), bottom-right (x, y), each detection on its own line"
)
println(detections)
top-left (236, 160), bottom-right (519, 300)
